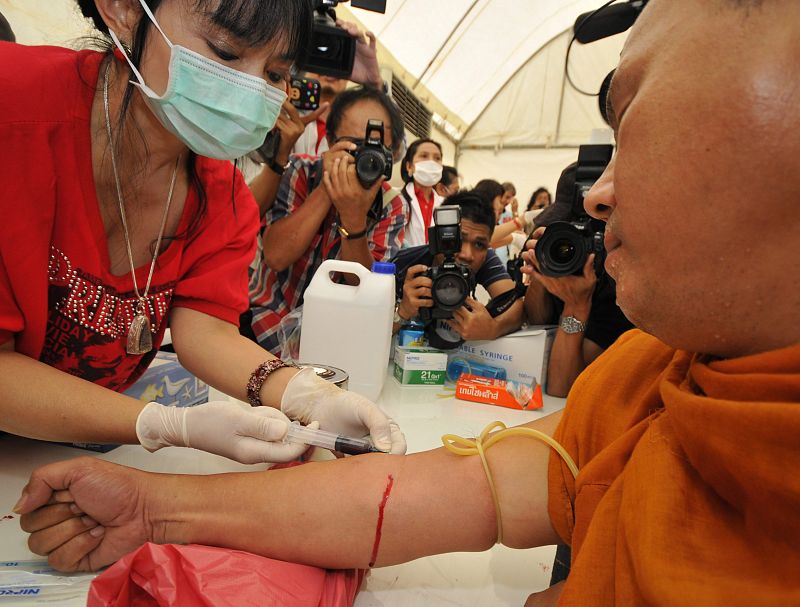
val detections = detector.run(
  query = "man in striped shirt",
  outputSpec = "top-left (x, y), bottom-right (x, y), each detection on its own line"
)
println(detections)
top-left (246, 87), bottom-right (407, 356)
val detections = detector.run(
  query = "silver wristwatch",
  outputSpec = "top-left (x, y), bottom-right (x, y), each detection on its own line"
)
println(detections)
top-left (559, 315), bottom-right (586, 334)
top-left (393, 303), bottom-right (405, 324)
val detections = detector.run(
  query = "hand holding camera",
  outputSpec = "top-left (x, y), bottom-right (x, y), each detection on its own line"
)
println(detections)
top-left (275, 99), bottom-right (328, 161)
top-left (335, 19), bottom-right (382, 89)
top-left (322, 119), bottom-right (393, 233)
top-left (522, 226), bottom-right (597, 314)
top-left (322, 151), bottom-right (384, 233)
top-left (248, 98), bottom-right (328, 167)
top-left (417, 207), bottom-right (475, 323)
top-left (398, 263), bottom-right (433, 321)
top-left (449, 297), bottom-right (497, 341)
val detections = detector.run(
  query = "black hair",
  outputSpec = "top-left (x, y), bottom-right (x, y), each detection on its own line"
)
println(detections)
top-left (442, 191), bottom-right (496, 236)
top-left (440, 165), bottom-right (459, 187)
top-left (76, 0), bottom-right (312, 242)
top-left (472, 179), bottom-right (504, 205)
top-left (501, 181), bottom-right (516, 195)
top-left (401, 138), bottom-right (443, 183)
top-left (527, 187), bottom-right (552, 211)
top-left (326, 86), bottom-right (405, 155)
top-left (0, 11), bottom-right (15, 43)
top-left (533, 163), bottom-right (580, 228)
top-left (77, 0), bottom-right (311, 57)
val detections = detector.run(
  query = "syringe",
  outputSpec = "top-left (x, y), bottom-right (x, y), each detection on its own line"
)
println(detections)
top-left (285, 421), bottom-right (383, 456)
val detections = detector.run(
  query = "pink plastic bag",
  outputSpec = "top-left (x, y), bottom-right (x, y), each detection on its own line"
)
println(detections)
top-left (87, 543), bottom-right (364, 607)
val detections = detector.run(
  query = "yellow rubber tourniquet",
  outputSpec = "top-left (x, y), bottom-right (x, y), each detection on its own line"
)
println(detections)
top-left (442, 421), bottom-right (579, 545)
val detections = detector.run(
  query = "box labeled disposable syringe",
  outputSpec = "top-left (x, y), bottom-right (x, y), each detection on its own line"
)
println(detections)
top-left (447, 326), bottom-right (556, 387)
top-left (393, 346), bottom-right (447, 385)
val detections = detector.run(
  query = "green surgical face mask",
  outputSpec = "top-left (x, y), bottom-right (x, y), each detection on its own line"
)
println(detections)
top-left (110, 0), bottom-right (286, 160)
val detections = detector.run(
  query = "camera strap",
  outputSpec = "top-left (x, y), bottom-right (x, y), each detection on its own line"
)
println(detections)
top-left (485, 287), bottom-right (522, 319)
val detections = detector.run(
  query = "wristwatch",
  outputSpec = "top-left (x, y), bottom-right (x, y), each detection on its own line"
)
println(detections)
top-left (266, 156), bottom-right (290, 176)
top-left (393, 302), bottom-right (408, 324)
top-left (337, 224), bottom-right (368, 240)
top-left (559, 315), bottom-right (587, 334)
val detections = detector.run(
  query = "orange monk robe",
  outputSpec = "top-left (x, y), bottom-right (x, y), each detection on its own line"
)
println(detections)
top-left (548, 330), bottom-right (800, 606)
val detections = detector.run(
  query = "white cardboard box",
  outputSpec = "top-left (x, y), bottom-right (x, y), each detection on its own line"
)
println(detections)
top-left (446, 325), bottom-right (556, 387)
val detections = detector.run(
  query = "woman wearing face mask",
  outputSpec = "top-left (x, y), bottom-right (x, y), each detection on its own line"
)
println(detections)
top-left (400, 138), bottom-right (445, 247)
top-left (0, 0), bottom-right (405, 463)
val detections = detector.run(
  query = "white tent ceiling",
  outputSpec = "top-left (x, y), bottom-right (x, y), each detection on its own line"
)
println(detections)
top-left (350, 0), bottom-right (625, 134)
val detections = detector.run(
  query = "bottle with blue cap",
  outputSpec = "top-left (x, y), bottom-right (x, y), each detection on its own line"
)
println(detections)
top-left (299, 259), bottom-right (396, 401)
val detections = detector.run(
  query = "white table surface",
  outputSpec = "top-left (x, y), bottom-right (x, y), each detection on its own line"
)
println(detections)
top-left (0, 375), bottom-right (565, 606)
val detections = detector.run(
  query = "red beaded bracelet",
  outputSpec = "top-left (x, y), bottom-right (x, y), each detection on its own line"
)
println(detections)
top-left (246, 359), bottom-right (297, 407)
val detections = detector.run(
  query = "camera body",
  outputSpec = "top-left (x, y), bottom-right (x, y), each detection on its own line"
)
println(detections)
top-left (418, 207), bottom-right (475, 322)
top-left (533, 144), bottom-right (613, 278)
top-left (298, 1), bottom-right (387, 79)
top-left (350, 119), bottom-right (393, 188)
top-left (535, 218), bottom-right (606, 278)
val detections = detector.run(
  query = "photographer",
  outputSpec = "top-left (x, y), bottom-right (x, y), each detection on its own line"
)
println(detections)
top-left (248, 19), bottom-right (384, 217)
top-left (245, 86), bottom-right (407, 356)
top-left (522, 163), bottom-right (633, 398)
top-left (392, 192), bottom-right (524, 342)
top-left (400, 138), bottom-right (445, 247)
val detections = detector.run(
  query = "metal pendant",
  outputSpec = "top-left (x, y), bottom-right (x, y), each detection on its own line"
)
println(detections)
top-left (127, 300), bottom-right (153, 355)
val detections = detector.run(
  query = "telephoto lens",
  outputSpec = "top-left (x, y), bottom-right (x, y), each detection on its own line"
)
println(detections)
top-left (536, 220), bottom-right (606, 277)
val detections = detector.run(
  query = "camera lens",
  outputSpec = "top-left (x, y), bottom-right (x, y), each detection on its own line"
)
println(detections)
top-left (536, 221), bottom-right (586, 277)
top-left (356, 150), bottom-right (385, 186)
top-left (434, 273), bottom-right (467, 308)
top-left (552, 239), bottom-right (577, 264)
top-left (313, 33), bottom-right (343, 61)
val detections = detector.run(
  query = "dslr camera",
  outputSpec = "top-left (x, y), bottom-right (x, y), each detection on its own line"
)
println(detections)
top-left (534, 144), bottom-right (613, 278)
top-left (350, 119), bottom-right (393, 188)
top-left (535, 218), bottom-right (606, 278)
top-left (298, 0), bottom-right (387, 79)
top-left (417, 207), bottom-right (475, 322)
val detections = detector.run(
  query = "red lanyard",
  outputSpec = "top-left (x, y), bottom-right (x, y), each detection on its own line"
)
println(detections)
top-left (414, 184), bottom-right (435, 239)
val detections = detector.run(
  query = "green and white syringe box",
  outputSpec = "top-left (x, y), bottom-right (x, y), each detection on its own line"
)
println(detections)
top-left (393, 346), bottom-right (448, 386)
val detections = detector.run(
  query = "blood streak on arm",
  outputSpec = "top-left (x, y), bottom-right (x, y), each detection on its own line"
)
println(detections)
top-left (368, 474), bottom-right (395, 568)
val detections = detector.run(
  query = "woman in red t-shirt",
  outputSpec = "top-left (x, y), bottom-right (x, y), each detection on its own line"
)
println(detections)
top-left (399, 138), bottom-right (445, 248)
top-left (0, 0), bottom-right (405, 463)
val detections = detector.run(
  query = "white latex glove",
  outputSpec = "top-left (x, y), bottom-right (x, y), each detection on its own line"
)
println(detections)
top-left (136, 401), bottom-right (317, 464)
top-left (280, 367), bottom-right (407, 455)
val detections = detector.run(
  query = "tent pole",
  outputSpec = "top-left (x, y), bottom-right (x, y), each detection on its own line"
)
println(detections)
top-left (413, 0), bottom-right (481, 90)
top-left (554, 43), bottom-right (569, 145)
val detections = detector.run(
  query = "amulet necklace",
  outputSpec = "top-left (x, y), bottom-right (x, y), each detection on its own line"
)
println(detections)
top-left (103, 60), bottom-right (179, 355)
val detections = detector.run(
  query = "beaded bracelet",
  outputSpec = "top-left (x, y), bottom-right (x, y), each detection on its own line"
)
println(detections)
top-left (246, 359), bottom-right (297, 407)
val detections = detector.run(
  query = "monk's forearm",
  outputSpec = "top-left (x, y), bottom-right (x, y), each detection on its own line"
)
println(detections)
top-left (152, 451), bottom-right (494, 568)
top-left (150, 411), bottom-right (564, 568)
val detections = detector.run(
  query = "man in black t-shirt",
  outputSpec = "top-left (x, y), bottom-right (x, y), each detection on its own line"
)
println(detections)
top-left (523, 163), bottom-right (634, 398)
top-left (391, 192), bottom-right (524, 342)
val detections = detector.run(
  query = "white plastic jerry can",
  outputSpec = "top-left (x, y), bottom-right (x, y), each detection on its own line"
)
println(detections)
top-left (299, 259), bottom-right (396, 402)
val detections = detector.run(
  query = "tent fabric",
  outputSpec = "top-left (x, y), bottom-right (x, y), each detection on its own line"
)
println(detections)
top-left (352, 0), bottom-right (626, 136)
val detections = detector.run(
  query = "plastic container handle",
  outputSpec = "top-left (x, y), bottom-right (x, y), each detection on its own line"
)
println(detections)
top-left (315, 259), bottom-right (371, 288)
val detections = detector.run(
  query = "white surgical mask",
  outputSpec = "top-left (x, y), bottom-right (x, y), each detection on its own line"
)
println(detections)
top-left (413, 160), bottom-right (443, 187)
top-left (110, 0), bottom-right (286, 160)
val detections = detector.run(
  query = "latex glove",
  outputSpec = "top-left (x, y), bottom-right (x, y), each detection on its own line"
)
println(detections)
top-left (280, 367), bottom-right (406, 455)
top-left (136, 401), bottom-right (316, 464)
